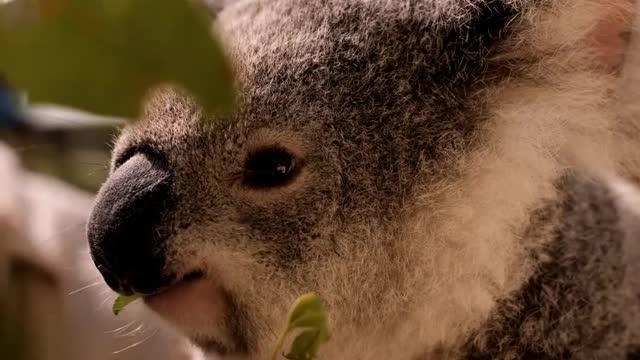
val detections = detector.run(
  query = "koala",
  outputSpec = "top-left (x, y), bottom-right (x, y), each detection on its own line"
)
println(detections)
top-left (87, 0), bottom-right (640, 358)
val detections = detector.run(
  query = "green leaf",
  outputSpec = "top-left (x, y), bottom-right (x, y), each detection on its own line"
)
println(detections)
top-left (112, 294), bottom-right (140, 315)
top-left (286, 293), bottom-right (327, 332)
top-left (271, 293), bottom-right (330, 360)
top-left (288, 312), bottom-right (327, 330)
top-left (0, 0), bottom-right (235, 119)
top-left (284, 329), bottom-right (330, 360)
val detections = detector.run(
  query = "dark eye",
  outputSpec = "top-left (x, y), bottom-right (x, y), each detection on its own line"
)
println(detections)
top-left (242, 147), bottom-right (300, 189)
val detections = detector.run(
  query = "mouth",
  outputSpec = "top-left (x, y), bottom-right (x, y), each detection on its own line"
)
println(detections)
top-left (192, 335), bottom-right (235, 356)
top-left (143, 270), bottom-right (206, 300)
top-left (143, 270), bottom-right (228, 335)
top-left (141, 270), bottom-right (251, 356)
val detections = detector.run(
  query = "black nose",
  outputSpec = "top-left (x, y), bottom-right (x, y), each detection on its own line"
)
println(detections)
top-left (88, 152), bottom-right (176, 296)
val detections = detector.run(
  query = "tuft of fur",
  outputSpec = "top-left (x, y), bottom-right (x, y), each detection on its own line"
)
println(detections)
top-left (103, 0), bottom-right (640, 358)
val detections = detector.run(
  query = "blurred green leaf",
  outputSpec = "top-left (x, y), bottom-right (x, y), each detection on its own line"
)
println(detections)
top-left (271, 293), bottom-right (330, 360)
top-left (0, 0), bottom-right (235, 119)
top-left (286, 294), bottom-right (328, 331)
top-left (112, 294), bottom-right (140, 315)
top-left (284, 328), bottom-right (330, 360)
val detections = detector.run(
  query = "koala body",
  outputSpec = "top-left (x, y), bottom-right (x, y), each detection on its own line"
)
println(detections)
top-left (87, 0), bottom-right (640, 358)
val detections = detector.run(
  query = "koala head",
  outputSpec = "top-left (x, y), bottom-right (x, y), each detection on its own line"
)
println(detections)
top-left (87, 0), bottom-right (633, 358)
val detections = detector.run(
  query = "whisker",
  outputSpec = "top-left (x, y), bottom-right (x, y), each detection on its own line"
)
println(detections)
top-left (117, 323), bottom-right (146, 338)
top-left (67, 281), bottom-right (102, 296)
top-left (112, 330), bottom-right (158, 355)
top-left (98, 292), bottom-right (115, 310)
top-left (105, 322), bottom-right (136, 335)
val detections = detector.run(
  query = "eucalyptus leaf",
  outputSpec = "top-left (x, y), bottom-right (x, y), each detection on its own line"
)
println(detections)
top-left (288, 312), bottom-right (327, 330)
top-left (271, 293), bottom-right (330, 360)
top-left (286, 293), bottom-right (327, 332)
top-left (0, 0), bottom-right (235, 119)
top-left (284, 329), bottom-right (329, 360)
top-left (112, 294), bottom-right (140, 315)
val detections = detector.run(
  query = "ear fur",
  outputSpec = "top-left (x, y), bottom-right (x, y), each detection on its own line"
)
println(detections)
top-left (613, 0), bottom-right (640, 184)
top-left (588, 0), bottom-right (634, 70)
top-left (514, 0), bottom-right (634, 71)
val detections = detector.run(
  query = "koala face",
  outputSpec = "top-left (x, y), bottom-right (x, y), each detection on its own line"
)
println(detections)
top-left (88, 0), bottom-right (633, 358)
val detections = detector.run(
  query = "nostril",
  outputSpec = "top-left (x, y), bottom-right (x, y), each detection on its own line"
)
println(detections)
top-left (113, 145), bottom-right (165, 170)
top-left (87, 151), bottom-right (176, 296)
top-left (183, 270), bottom-right (205, 282)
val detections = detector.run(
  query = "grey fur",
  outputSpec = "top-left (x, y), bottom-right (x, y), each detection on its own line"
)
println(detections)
top-left (90, 0), bottom-right (640, 358)
top-left (459, 175), bottom-right (640, 359)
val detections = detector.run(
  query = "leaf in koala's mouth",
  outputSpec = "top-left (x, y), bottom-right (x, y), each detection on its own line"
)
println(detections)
top-left (112, 294), bottom-right (141, 315)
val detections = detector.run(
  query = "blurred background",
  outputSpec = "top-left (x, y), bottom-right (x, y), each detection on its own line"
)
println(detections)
top-left (0, 80), bottom-right (205, 360)
top-left (0, 0), bottom-right (118, 193)
top-left (4, 0), bottom-right (639, 358)
top-left (2, 103), bottom-right (119, 192)
top-left (0, 0), bottom-right (212, 359)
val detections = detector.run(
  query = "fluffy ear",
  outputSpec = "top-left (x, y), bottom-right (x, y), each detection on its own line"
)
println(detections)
top-left (613, 0), bottom-right (640, 184)
top-left (588, 0), bottom-right (635, 70)
top-left (510, 0), bottom-right (635, 71)
top-left (618, 0), bottom-right (640, 83)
